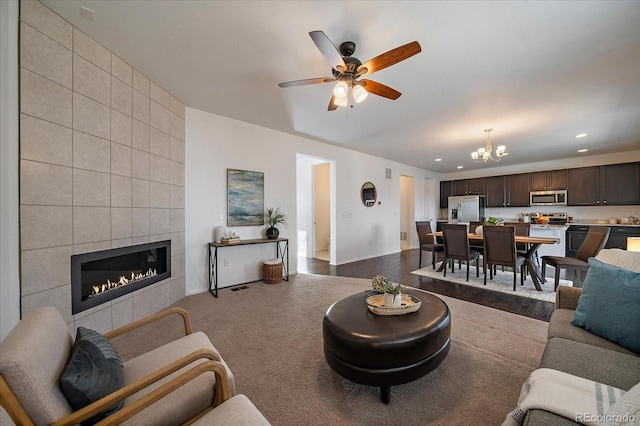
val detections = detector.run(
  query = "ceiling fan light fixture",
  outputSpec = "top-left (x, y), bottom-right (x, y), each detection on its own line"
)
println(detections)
top-left (333, 96), bottom-right (348, 107)
top-left (352, 84), bottom-right (368, 103)
top-left (333, 81), bottom-right (348, 99)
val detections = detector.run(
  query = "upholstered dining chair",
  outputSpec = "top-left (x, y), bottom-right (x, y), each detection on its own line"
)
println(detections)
top-left (505, 222), bottom-right (532, 275)
top-left (416, 221), bottom-right (444, 269)
top-left (541, 226), bottom-right (610, 289)
top-left (442, 224), bottom-right (480, 281)
top-left (468, 221), bottom-right (484, 255)
top-left (482, 226), bottom-right (527, 291)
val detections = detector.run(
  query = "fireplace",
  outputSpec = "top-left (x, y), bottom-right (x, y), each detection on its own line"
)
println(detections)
top-left (71, 240), bottom-right (171, 314)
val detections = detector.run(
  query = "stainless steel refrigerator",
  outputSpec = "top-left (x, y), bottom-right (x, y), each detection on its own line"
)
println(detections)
top-left (447, 195), bottom-right (485, 226)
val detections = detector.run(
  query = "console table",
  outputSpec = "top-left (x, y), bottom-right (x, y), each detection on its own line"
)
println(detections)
top-left (208, 238), bottom-right (289, 297)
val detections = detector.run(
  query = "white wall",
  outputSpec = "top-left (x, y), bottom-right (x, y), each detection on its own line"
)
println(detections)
top-left (185, 107), bottom-right (440, 294)
top-left (0, 0), bottom-right (20, 340)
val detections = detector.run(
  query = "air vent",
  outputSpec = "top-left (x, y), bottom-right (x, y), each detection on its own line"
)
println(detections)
top-left (385, 168), bottom-right (392, 179)
top-left (400, 231), bottom-right (407, 241)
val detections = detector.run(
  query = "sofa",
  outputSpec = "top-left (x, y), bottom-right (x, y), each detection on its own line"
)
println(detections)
top-left (0, 306), bottom-right (270, 425)
top-left (523, 249), bottom-right (640, 425)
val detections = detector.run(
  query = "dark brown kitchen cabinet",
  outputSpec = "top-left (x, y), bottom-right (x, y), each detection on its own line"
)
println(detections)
top-left (505, 173), bottom-right (530, 207)
top-left (483, 174), bottom-right (529, 207)
top-left (440, 180), bottom-right (452, 208)
top-left (484, 176), bottom-right (506, 207)
top-left (568, 167), bottom-right (601, 205)
top-left (607, 226), bottom-right (640, 250)
top-left (601, 162), bottom-right (640, 205)
top-left (530, 170), bottom-right (566, 190)
top-left (566, 225), bottom-right (640, 256)
top-left (568, 162), bottom-right (640, 206)
top-left (452, 178), bottom-right (484, 196)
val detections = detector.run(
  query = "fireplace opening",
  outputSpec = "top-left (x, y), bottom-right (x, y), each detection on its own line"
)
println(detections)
top-left (71, 240), bottom-right (171, 314)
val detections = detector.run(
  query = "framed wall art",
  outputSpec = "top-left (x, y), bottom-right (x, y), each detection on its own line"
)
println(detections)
top-left (227, 169), bottom-right (264, 226)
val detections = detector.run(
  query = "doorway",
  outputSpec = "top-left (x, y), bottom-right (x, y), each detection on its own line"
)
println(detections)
top-left (295, 154), bottom-right (334, 267)
top-left (399, 175), bottom-right (415, 250)
top-left (313, 163), bottom-right (331, 261)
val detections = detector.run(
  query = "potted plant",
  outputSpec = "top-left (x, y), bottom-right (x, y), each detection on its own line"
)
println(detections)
top-left (372, 275), bottom-right (404, 308)
top-left (264, 207), bottom-right (287, 239)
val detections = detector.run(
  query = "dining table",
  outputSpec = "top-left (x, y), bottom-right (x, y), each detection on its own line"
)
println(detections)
top-left (427, 232), bottom-right (561, 291)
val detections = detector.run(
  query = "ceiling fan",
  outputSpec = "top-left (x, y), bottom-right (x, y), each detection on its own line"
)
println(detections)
top-left (278, 31), bottom-right (421, 111)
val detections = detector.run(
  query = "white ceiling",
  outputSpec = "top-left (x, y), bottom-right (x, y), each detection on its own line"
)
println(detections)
top-left (42, 0), bottom-right (640, 174)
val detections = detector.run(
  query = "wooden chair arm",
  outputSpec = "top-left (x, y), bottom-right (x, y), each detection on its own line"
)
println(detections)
top-left (104, 307), bottom-right (192, 340)
top-left (0, 375), bottom-right (34, 426)
top-left (94, 361), bottom-right (232, 425)
top-left (49, 348), bottom-right (221, 426)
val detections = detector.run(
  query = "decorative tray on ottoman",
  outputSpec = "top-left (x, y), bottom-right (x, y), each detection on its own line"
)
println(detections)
top-left (365, 294), bottom-right (422, 316)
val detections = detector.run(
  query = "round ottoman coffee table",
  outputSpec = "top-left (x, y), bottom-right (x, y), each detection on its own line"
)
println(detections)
top-left (322, 288), bottom-right (451, 404)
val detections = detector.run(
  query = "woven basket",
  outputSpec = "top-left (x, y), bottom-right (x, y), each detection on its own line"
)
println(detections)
top-left (262, 260), bottom-right (283, 284)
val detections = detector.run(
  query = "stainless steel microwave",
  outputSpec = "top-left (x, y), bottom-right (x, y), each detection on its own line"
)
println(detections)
top-left (530, 190), bottom-right (567, 206)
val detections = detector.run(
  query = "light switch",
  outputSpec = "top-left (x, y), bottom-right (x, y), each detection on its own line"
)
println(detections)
top-left (218, 212), bottom-right (224, 220)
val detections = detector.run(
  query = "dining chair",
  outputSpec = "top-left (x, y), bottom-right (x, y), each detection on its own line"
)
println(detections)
top-left (468, 221), bottom-right (484, 256)
top-left (415, 221), bottom-right (444, 269)
top-left (442, 224), bottom-right (480, 281)
top-left (541, 226), bottom-right (610, 289)
top-left (482, 226), bottom-right (527, 291)
top-left (505, 221), bottom-right (532, 276)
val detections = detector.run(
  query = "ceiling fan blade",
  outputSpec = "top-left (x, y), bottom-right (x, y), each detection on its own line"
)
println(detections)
top-left (360, 79), bottom-right (401, 100)
top-left (328, 95), bottom-right (338, 111)
top-left (309, 31), bottom-right (347, 72)
top-left (278, 77), bottom-right (334, 88)
top-left (356, 41), bottom-right (421, 76)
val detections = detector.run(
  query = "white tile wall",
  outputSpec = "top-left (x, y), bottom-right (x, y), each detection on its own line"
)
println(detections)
top-left (73, 53), bottom-right (110, 105)
top-left (73, 92), bottom-right (110, 139)
top-left (20, 114), bottom-right (73, 166)
top-left (73, 131), bottom-right (111, 173)
top-left (20, 68), bottom-right (72, 126)
top-left (73, 169), bottom-right (110, 206)
top-left (20, 22), bottom-right (72, 88)
top-left (19, 2), bottom-right (186, 331)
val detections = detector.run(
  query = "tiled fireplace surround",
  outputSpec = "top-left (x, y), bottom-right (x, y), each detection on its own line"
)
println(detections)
top-left (19, 0), bottom-right (186, 334)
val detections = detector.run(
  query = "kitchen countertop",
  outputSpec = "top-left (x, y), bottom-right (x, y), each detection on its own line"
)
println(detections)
top-left (436, 220), bottom-right (640, 228)
top-left (568, 222), bottom-right (640, 227)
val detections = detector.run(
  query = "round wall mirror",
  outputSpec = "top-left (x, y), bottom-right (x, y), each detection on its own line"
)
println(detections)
top-left (361, 182), bottom-right (377, 207)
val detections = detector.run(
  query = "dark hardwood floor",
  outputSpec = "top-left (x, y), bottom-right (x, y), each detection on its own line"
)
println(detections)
top-left (298, 248), bottom-right (555, 322)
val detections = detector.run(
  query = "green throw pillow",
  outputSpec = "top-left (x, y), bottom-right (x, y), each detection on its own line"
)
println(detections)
top-left (59, 327), bottom-right (124, 425)
top-left (572, 258), bottom-right (640, 354)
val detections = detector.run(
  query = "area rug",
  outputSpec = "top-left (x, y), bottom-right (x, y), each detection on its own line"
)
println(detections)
top-left (112, 274), bottom-right (548, 426)
top-left (411, 262), bottom-right (573, 303)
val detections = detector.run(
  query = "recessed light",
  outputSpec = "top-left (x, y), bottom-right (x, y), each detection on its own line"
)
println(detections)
top-left (457, 166), bottom-right (464, 169)
top-left (575, 133), bottom-right (588, 138)
top-left (578, 149), bottom-right (588, 153)
top-left (435, 158), bottom-right (442, 162)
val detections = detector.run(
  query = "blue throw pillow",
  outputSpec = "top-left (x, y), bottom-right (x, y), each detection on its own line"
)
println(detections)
top-left (60, 327), bottom-right (124, 425)
top-left (572, 258), bottom-right (640, 354)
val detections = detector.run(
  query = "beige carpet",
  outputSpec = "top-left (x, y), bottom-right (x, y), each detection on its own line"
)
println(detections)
top-left (113, 274), bottom-right (548, 426)
top-left (412, 262), bottom-right (574, 303)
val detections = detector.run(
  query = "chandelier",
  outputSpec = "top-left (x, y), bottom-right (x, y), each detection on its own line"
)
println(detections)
top-left (471, 128), bottom-right (507, 163)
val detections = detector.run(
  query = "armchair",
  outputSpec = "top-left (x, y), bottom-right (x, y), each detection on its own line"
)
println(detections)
top-left (0, 306), bottom-right (268, 425)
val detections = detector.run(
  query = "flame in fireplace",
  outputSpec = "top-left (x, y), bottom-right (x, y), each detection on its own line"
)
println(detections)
top-left (90, 268), bottom-right (157, 297)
